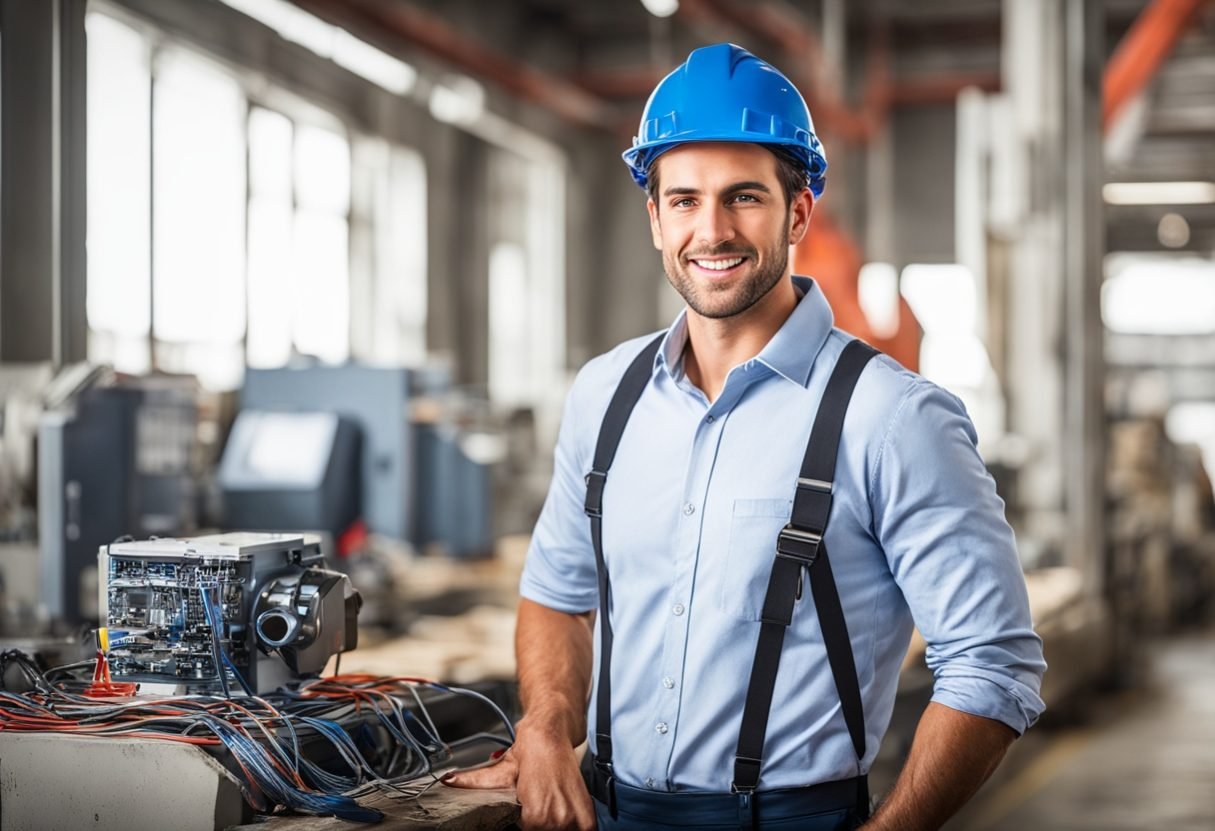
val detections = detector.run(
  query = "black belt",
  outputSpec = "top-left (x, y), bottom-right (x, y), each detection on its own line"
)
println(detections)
top-left (588, 756), bottom-right (868, 828)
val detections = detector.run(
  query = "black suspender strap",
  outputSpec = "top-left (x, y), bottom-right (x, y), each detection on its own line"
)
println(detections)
top-left (583, 333), bottom-right (876, 824)
top-left (733, 339), bottom-right (878, 804)
top-left (584, 333), bottom-right (664, 817)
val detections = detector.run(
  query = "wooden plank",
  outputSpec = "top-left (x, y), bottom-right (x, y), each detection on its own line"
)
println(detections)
top-left (227, 785), bottom-right (519, 831)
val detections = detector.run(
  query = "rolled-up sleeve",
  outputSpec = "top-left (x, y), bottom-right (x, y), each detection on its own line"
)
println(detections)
top-left (519, 370), bottom-right (600, 614)
top-left (871, 380), bottom-right (1046, 734)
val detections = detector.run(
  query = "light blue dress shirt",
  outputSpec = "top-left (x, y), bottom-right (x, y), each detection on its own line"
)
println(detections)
top-left (520, 276), bottom-right (1046, 794)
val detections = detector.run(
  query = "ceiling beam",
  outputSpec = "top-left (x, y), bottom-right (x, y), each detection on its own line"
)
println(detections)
top-left (678, 0), bottom-right (890, 141)
top-left (295, 0), bottom-right (619, 132)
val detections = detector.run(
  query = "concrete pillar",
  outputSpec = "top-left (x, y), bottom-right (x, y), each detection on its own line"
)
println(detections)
top-left (1062, 0), bottom-right (1106, 590)
top-left (0, 0), bottom-right (88, 364)
top-left (1001, 0), bottom-right (1106, 579)
top-left (1002, 0), bottom-right (1068, 561)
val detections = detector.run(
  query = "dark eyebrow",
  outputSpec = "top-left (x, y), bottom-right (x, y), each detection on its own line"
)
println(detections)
top-left (723, 181), bottom-right (772, 196)
top-left (661, 181), bottom-right (773, 198)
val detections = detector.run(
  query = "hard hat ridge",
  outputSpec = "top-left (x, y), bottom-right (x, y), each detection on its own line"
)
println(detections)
top-left (622, 43), bottom-right (827, 197)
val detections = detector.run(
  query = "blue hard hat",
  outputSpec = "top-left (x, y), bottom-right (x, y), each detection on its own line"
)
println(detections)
top-left (622, 43), bottom-right (827, 197)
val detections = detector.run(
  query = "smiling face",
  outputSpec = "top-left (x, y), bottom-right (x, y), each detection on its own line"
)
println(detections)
top-left (647, 142), bottom-right (813, 322)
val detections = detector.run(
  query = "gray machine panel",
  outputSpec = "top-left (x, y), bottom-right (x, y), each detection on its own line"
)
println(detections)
top-left (241, 366), bottom-right (414, 541)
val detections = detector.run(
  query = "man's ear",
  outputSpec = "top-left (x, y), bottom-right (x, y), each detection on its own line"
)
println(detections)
top-left (787, 188), bottom-right (814, 246)
top-left (647, 198), bottom-right (663, 250)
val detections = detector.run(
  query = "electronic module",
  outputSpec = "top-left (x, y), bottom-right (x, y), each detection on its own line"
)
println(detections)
top-left (100, 532), bottom-right (360, 694)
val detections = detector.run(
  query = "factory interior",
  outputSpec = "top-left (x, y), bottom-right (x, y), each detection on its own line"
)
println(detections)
top-left (1, 0), bottom-right (1214, 828)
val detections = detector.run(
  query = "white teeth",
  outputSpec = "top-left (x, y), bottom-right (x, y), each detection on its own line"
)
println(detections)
top-left (694, 257), bottom-right (744, 271)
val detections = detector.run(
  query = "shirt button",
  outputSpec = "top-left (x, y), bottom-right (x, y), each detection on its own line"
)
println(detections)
top-left (682, 502), bottom-right (695, 516)
top-left (644, 778), bottom-right (656, 789)
top-left (706, 415), bottom-right (715, 423)
top-left (672, 603), bottom-right (685, 616)
top-left (656, 722), bottom-right (668, 734)
top-left (662, 676), bottom-right (675, 689)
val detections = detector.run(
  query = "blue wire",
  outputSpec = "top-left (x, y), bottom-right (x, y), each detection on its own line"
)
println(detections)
top-left (199, 587), bottom-right (231, 698)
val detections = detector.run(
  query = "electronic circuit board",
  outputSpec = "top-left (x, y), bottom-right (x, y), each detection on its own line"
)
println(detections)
top-left (105, 557), bottom-right (250, 683)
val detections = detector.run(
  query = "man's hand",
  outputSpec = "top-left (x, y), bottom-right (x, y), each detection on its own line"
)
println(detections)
top-left (444, 600), bottom-right (598, 830)
top-left (443, 721), bottom-right (596, 831)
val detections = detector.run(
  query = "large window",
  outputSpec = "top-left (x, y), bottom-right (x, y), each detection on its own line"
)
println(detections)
top-left (353, 138), bottom-right (428, 366)
top-left (247, 108), bottom-right (352, 367)
top-left (86, 9), bottom-right (427, 390)
top-left (487, 144), bottom-right (566, 410)
top-left (152, 47), bottom-right (247, 388)
top-left (86, 11), bottom-right (152, 374)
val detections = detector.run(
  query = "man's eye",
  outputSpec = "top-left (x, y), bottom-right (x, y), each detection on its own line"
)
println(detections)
top-left (732, 193), bottom-right (759, 203)
top-left (673, 198), bottom-right (694, 208)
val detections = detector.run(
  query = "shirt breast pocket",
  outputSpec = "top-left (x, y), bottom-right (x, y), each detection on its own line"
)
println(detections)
top-left (719, 497), bottom-right (793, 622)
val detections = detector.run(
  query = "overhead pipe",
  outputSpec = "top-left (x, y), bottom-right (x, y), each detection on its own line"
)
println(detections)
top-left (1103, 0), bottom-right (1212, 131)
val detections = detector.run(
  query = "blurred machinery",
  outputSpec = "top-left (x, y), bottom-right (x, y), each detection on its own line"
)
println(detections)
top-left (38, 367), bottom-right (201, 623)
top-left (0, 364), bottom-right (53, 545)
top-left (413, 401), bottom-right (499, 561)
top-left (228, 365), bottom-right (416, 544)
top-left (100, 532), bottom-right (359, 694)
top-left (221, 363), bottom-right (497, 560)
top-left (218, 411), bottom-right (361, 541)
top-left (1, 365), bottom-right (54, 637)
top-left (1, 357), bottom-right (502, 631)
top-left (1108, 418), bottom-right (1215, 639)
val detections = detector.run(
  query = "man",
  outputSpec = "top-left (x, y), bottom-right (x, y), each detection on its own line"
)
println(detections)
top-left (447, 43), bottom-right (1046, 830)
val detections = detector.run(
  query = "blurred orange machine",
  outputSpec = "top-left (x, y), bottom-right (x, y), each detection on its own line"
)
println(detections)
top-left (795, 213), bottom-right (921, 373)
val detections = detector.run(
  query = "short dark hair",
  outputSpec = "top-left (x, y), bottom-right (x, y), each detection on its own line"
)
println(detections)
top-left (645, 145), bottom-right (810, 207)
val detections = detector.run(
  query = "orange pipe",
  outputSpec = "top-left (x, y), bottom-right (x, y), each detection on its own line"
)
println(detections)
top-left (1103, 0), bottom-right (1212, 131)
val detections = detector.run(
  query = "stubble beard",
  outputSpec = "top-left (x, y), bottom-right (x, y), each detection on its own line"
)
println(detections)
top-left (662, 226), bottom-right (791, 321)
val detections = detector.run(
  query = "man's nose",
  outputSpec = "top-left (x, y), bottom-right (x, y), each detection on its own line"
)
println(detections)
top-left (695, 203), bottom-right (736, 248)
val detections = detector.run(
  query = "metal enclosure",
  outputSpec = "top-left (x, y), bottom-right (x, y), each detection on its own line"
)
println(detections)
top-left (99, 532), bottom-right (356, 694)
top-left (241, 365), bottom-right (416, 541)
top-left (38, 381), bottom-right (198, 623)
top-left (218, 410), bottom-right (362, 539)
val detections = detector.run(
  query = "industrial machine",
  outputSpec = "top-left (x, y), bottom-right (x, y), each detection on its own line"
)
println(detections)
top-left (39, 368), bottom-right (200, 622)
top-left (227, 363), bottom-right (497, 559)
top-left (100, 532), bottom-right (360, 694)
top-left (235, 365), bottom-right (417, 542)
top-left (217, 410), bottom-right (361, 540)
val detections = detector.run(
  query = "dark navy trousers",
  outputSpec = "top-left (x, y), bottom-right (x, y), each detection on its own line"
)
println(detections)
top-left (592, 778), bottom-right (863, 830)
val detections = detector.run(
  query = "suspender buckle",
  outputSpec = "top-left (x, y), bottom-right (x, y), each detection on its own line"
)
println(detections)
top-left (731, 754), bottom-right (762, 794)
top-left (796, 476), bottom-right (833, 495)
top-left (776, 524), bottom-right (822, 566)
top-left (591, 754), bottom-right (617, 818)
top-left (584, 470), bottom-right (608, 518)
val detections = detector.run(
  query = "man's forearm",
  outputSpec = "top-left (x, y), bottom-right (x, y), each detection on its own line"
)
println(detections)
top-left (865, 702), bottom-right (1017, 831)
top-left (515, 598), bottom-right (595, 746)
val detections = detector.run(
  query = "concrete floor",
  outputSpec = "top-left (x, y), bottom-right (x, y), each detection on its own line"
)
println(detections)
top-left (956, 625), bottom-right (1215, 831)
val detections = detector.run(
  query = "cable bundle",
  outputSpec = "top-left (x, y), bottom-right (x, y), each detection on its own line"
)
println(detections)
top-left (0, 650), bottom-right (515, 824)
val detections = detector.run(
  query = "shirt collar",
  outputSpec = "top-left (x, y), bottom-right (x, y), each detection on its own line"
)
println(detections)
top-left (654, 276), bottom-right (835, 388)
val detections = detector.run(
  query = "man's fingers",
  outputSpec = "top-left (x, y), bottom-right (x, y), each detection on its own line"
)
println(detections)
top-left (442, 757), bottom-right (519, 790)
